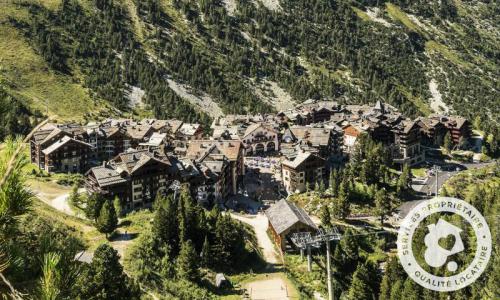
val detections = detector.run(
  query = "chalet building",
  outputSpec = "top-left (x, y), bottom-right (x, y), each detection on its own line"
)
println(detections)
top-left (88, 125), bottom-right (130, 160)
top-left (392, 120), bottom-right (425, 166)
top-left (283, 126), bottom-right (343, 160)
top-left (429, 115), bottom-right (472, 145)
top-left (266, 199), bottom-right (318, 251)
top-left (241, 123), bottom-right (279, 156)
top-left (41, 136), bottom-right (93, 173)
top-left (185, 140), bottom-right (244, 195)
top-left (30, 123), bottom-right (91, 172)
top-left (195, 149), bottom-right (232, 204)
top-left (416, 117), bottom-right (448, 147)
top-left (138, 132), bottom-right (168, 152)
top-left (342, 123), bottom-right (365, 153)
top-left (276, 110), bottom-right (311, 125)
top-left (125, 124), bottom-right (155, 148)
top-left (281, 151), bottom-right (327, 194)
top-left (177, 123), bottom-right (203, 141)
top-left (85, 149), bottom-right (177, 209)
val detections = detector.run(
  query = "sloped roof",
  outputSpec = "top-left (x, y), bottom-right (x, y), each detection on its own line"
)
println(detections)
top-left (282, 128), bottom-right (297, 143)
top-left (140, 132), bottom-right (167, 147)
top-left (186, 140), bottom-right (242, 161)
top-left (167, 119), bottom-right (184, 134)
top-left (290, 126), bottom-right (332, 147)
top-left (126, 124), bottom-right (153, 140)
top-left (112, 150), bottom-right (171, 174)
top-left (42, 136), bottom-right (92, 155)
top-left (178, 123), bottom-right (201, 136)
top-left (265, 200), bottom-right (317, 235)
top-left (281, 151), bottom-right (316, 169)
top-left (243, 123), bottom-right (277, 138)
top-left (88, 165), bottom-right (128, 187)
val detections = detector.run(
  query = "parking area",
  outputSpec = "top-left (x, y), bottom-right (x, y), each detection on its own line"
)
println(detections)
top-left (226, 156), bottom-right (286, 213)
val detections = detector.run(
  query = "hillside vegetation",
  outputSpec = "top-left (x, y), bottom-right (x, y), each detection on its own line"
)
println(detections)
top-left (0, 0), bottom-right (498, 137)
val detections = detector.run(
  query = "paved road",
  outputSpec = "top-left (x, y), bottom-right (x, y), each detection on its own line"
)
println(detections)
top-left (412, 161), bottom-right (495, 196)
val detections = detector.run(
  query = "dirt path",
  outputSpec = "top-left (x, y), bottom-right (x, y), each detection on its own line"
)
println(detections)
top-left (246, 277), bottom-right (289, 300)
top-left (230, 213), bottom-right (280, 264)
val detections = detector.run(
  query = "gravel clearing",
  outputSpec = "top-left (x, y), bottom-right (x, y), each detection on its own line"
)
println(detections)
top-left (167, 79), bottom-right (224, 118)
top-left (429, 79), bottom-right (450, 114)
top-left (254, 79), bottom-right (296, 112)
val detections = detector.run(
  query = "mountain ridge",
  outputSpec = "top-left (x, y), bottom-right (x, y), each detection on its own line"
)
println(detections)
top-left (0, 0), bottom-right (498, 135)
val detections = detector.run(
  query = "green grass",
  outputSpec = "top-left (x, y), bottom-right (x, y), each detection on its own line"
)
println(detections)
top-left (411, 167), bottom-right (427, 178)
top-left (352, 6), bottom-right (371, 22)
top-left (0, 3), bottom-right (112, 122)
top-left (386, 3), bottom-right (423, 34)
top-left (425, 40), bottom-right (473, 70)
top-left (396, 85), bottom-right (432, 116)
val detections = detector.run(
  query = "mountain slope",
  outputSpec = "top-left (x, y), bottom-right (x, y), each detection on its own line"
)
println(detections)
top-left (1, 0), bottom-right (498, 132)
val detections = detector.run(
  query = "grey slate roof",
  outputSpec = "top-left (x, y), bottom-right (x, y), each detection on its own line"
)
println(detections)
top-left (265, 199), bottom-right (317, 235)
top-left (89, 165), bottom-right (128, 187)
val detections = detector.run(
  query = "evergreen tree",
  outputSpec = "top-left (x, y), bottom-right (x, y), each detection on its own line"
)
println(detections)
top-left (85, 193), bottom-right (105, 221)
top-left (68, 183), bottom-right (81, 207)
top-left (176, 239), bottom-right (199, 282)
top-left (96, 200), bottom-right (118, 238)
top-left (320, 205), bottom-right (331, 228)
top-left (39, 252), bottom-right (61, 300)
top-left (401, 278), bottom-right (420, 300)
top-left (374, 188), bottom-right (392, 225)
top-left (333, 193), bottom-right (350, 220)
top-left (113, 196), bottom-right (123, 218)
top-left (378, 274), bottom-right (391, 300)
top-left (152, 194), bottom-right (179, 255)
top-left (200, 235), bottom-right (211, 268)
top-left (347, 263), bottom-right (372, 300)
top-left (397, 164), bottom-right (412, 198)
top-left (329, 168), bottom-right (338, 196)
top-left (443, 131), bottom-right (453, 153)
top-left (389, 280), bottom-right (403, 300)
top-left (74, 244), bottom-right (139, 299)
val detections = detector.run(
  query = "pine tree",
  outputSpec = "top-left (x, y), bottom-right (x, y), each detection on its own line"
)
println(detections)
top-left (397, 164), bottom-right (412, 198)
top-left (320, 205), bottom-right (331, 228)
top-left (401, 278), bottom-right (419, 300)
top-left (85, 193), bottom-right (104, 221)
top-left (347, 263), bottom-right (374, 300)
top-left (374, 188), bottom-right (391, 225)
top-left (152, 194), bottom-right (179, 255)
top-left (443, 131), bottom-right (453, 153)
top-left (74, 244), bottom-right (139, 299)
top-left (113, 196), bottom-right (123, 218)
top-left (200, 235), bottom-right (211, 268)
top-left (68, 183), bottom-right (81, 207)
top-left (39, 252), bottom-right (61, 300)
top-left (389, 280), bottom-right (403, 300)
top-left (329, 168), bottom-right (338, 196)
top-left (96, 200), bottom-right (118, 238)
top-left (176, 239), bottom-right (199, 282)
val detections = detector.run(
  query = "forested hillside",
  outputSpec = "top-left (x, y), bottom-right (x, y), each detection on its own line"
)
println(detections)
top-left (0, 0), bottom-right (498, 135)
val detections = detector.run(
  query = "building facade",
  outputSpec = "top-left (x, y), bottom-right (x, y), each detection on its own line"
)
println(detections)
top-left (281, 151), bottom-right (327, 194)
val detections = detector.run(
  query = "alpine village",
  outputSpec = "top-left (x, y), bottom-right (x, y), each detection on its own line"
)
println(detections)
top-left (0, 0), bottom-right (498, 300)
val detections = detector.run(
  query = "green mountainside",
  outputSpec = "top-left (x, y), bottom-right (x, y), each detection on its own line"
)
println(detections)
top-left (0, 0), bottom-right (498, 134)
